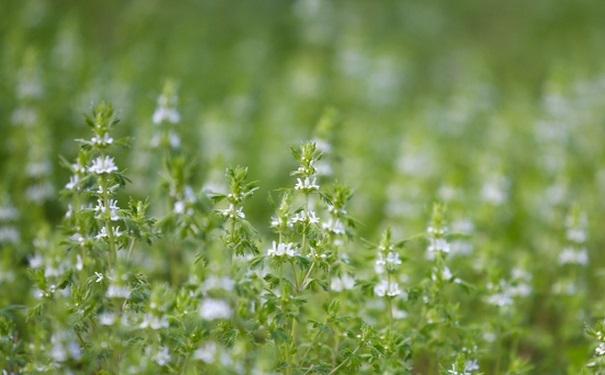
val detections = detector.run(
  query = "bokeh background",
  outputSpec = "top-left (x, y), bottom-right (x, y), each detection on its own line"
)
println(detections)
top-left (2, 0), bottom-right (605, 233)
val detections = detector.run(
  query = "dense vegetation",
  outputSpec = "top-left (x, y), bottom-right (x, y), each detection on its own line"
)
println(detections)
top-left (2, 1), bottom-right (605, 373)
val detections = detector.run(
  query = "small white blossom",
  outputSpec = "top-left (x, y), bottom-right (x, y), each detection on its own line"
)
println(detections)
top-left (447, 359), bottom-right (480, 375)
top-left (98, 312), bottom-right (116, 326)
top-left (95, 225), bottom-right (124, 240)
top-left (559, 246), bottom-right (588, 265)
top-left (0, 226), bottom-right (20, 244)
top-left (267, 241), bottom-right (298, 258)
top-left (374, 280), bottom-right (403, 298)
top-left (194, 342), bottom-right (218, 363)
top-left (431, 266), bottom-right (453, 282)
top-left (28, 253), bottom-right (43, 268)
top-left (201, 276), bottom-right (235, 292)
top-left (91, 133), bottom-right (114, 147)
top-left (155, 346), bottom-right (171, 366)
top-left (566, 228), bottom-right (587, 244)
top-left (199, 298), bottom-right (232, 320)
top-left (465, 359), bottom-right (479, 372)
top-left (270, 215), bottom-right (288, 229)
top-left (93, 199), bottom-right (120, 221)
top-left (106, 283), bottom-right (130, 299)
top-left (221, 203), bottom-right (245, 220)
top-left (322, 218), bottom-right (345, 235)
top-left (88, 156), bottom-right (118, 174)
top-left (374, 253), bottom-right (386, 274)
top-left (426, 226), bottom-right (446, 236)
top-left (427, 237), bottom-right (451, 254)
top-left (139, 313), bottom-right (169, 330)
top-left (386, 251), bottom-right (402, 266)
top-left (596, 343), bottom-right (605, 356)
top-left (168, 131), bottom-right (181, 148)
top-left (65, 175), bottom-right (80, 191)
top-left (481, 176), bottom-right (509, 205)
top-left (289, 210), bottom-right (319, 226)
top-left (173, 201), bottom-right (186, 214)
top-left (294, 177), bottom-right (319, 192)
top-left (0, 204), bottom-right (18, 221)
top-left (152, 103), bottom-right (180, 125)
top-left (330, 274), bottom-right (355, 292)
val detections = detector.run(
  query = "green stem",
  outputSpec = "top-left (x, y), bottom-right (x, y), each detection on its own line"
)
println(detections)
top-left (329, 343), bottom-right (361, 375)
top-left (100, 172), bottom-right (117, 267)
top-left (127, 238), bottom-right (136, 260)
top-left (300, 262), bottom-right (316, 292)
top-left (302, 320), bottom-right (326, 359)
top-left (290, 261), bottom-right (299, 290)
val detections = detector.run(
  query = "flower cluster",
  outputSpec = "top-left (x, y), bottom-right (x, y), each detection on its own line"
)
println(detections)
top-left (558, 207), bottom-right (588, 266)
top-left (485, 267), bottom-right (532, 307)
top-left (216, 166), bottom-right (259, 257)
top-left (267, 241), bottom-right (298, 258)
top-left (152, 89), bottom-right (181, 125)
top-left (373, 228), bottom-right (404, 299)
top-left (151, 79), bottom-right (181, 149)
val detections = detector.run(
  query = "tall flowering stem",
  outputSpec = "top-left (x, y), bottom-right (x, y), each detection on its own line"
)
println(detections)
top-left (214, 166), bottom-right (259, 258)
top-left (291, 141), bottom-right (322, 257)
top-left (81, 102), bottom-right (128, 267)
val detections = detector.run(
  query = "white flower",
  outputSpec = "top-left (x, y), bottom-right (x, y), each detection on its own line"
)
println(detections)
top-left (194, 342), bottom-right (218, 363)
top-left (139, 313), bottom-right (169, 330)
top-left (221, 203), bottom-right (245, 220)
top-left (199, 298), bottom-right (232, 320)
top-left (88, 156), bottom-right (118, 174)
top-left (464, 359), bottom-right (479, 372)
top-left (65, 175), bottom-right (80, 190)
top-left (94, 272), bottom-right (104, 283)
top-left (559, 246), bottom-right (588, 265)
top-left (481, 176), bottom-right (509, 205)
top-left (386, 251), bottom-right (402, 265)
top-left (374, 280), bottom-right (402, 297)
top-left (173, 201), bottom-right (186, 214)
top-left (168, 131), bottom-right (181, 148)
top-left (152, 106), bottom-right (180, 125)
top-left (95, 225), bottom-right (124, 239)
top-left (106, 283), bottom-right (130, 299)
top-left (98, 312), bottom-right (116, 326)
top-left (201, 276), bottom-right (235, 292)
top-left (155, 346), bottom-right (171, 366)
top-left (91, 133), bottom-right (114, 146)
top-left (289, 210), bottom-right (319, 226)
top-left (486, 291), bottom-right (512, 307)
top-left (374, 253), bottom-right (386, 274)
top-left (446, 365), bottom-right (466, 375)
top-left (596, 343), bottom-right (605, 356)
top-left (294, 177), bottom-right (319, 192)
top-left (270, 215), bottom-right (288, 229)
top-left (427, 237), bottom-right (450, 254)
top-left (322, 218), bottom-right (345, 235)
top-left (330, 274), bottom-right (355, 292)
top-left (94, 199), bottom-right (120, 221)
top-left (426, 226), bottom-right (446, 236)
top-left (28, 253), bottom-right (43, 268)
top-left (0, 226), bottom-right (20, 244)
top-left (566, 228), bottom-right (586, 244)
top-left (267, 241), bottom-right (298, 258)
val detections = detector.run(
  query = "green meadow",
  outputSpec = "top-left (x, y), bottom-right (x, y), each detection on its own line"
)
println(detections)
top-left (2, 1), bottom-right (605, 373)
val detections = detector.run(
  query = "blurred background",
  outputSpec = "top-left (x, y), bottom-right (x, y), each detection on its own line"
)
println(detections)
top-left (2, 0), bottom-right (605, 235)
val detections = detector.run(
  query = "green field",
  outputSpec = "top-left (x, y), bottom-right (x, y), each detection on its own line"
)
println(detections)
top-left (2, 1), bottom-right (605, 373)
